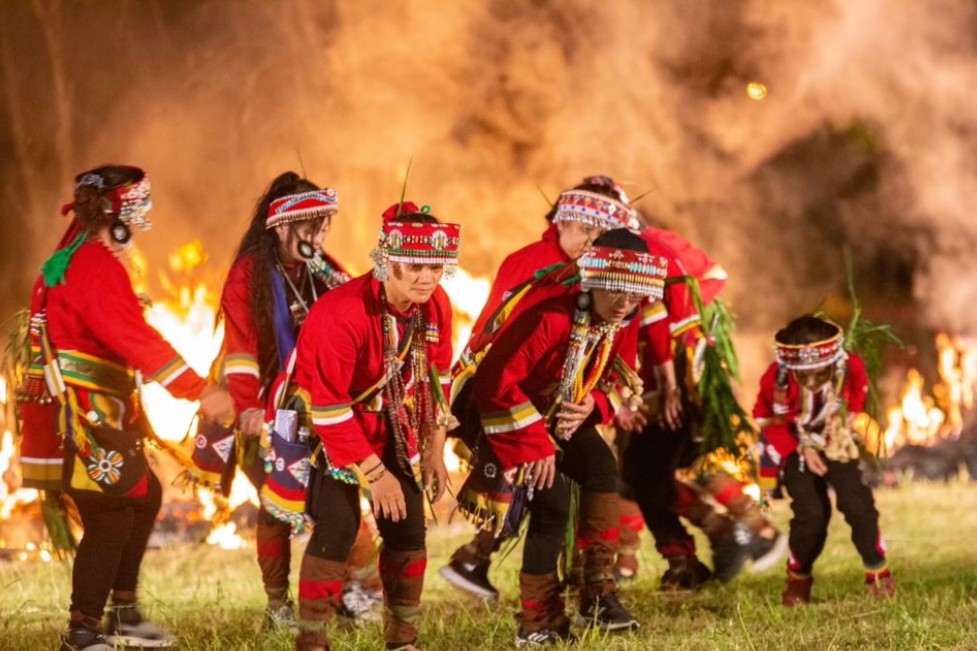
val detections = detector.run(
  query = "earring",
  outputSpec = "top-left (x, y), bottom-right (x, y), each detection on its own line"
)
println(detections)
top-left (297, 240), bottom-right (315, 259)
top-left (109, 220), bottom-right (132, 245)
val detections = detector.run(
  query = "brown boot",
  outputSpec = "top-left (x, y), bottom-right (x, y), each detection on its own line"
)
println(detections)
top-left (516, 572), bottom-right (568, 635)
top-left (782, 573), bottom-right (813, 606)
top-left (296, 554), bottom-right (346, 650)
top-left (379, 547), bottom-right (427, 649)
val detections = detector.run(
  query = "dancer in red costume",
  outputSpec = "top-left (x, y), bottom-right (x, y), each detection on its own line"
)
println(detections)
top-left (293, 202), bottom-right (459, 651)
top-left (18, 165), bottom-right (235, 651)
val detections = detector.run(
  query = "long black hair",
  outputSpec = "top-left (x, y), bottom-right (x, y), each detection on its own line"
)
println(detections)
top-left (229, 171), bottom-right (322, 385)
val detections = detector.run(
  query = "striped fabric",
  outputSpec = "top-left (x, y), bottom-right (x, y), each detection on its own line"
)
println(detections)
top-left (222, 353), bottom-right (260, 379)
top-left (640, 301), bottom-right (668, 327)
top-left (481, 402), bottom-right (543, 435)
top-left (312, 403), bottom-right (354, 426)
top-left (149, 356), bottom-right (192, 388)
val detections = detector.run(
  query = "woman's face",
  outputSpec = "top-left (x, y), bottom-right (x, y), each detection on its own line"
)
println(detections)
top-left (275, 216), bottom-right (328, 264)
top-left (556, 220), bottom-right (603, 260)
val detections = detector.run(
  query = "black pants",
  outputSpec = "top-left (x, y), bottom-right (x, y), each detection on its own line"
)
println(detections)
top-left (782, 451), bottom-right (884, 575)
top-left (620, 419), bottom-right (698, 556)
top-left (523, 426), bottom-right (618, 574)
top-left (67, 469), bottom-right (163, 619)
top-left (305, 460), bottom-right (425, 562)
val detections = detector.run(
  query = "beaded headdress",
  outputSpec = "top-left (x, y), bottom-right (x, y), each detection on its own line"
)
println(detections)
top-left (266, 188), bottom-right (339, 229)
top-left (371, 201), bottom-right (461, 280)
top-left (553, 189), bottom-right (638, 231)
top-left (71, 172), bottom-right (154, 231)
top-left (774, 323), bottom-right (846, 371)
top-left (577, 246), bottom-right (667, 299)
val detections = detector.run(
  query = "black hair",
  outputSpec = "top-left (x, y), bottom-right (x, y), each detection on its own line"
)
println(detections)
top-left (592, 227), bottom-right (648, 253)
top-left (72, 165), bottom-right (145, 229)
top-left (775, 315), bottom-right (843, 345)
top-left (228, 171), bottom-right (323, 386)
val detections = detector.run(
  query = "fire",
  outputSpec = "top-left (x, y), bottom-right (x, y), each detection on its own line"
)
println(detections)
top-left (882, 333), bottom-right (977, 453)
top-left (0, 430), bottom-right (39, 520)
top-left (141, 242), bottom-right (257, 547)
top-left (441, 268), bottom-right (491, 361)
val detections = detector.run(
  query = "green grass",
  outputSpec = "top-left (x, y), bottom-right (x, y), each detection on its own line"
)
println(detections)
top-left (3, 482), bottom-right (977, 650)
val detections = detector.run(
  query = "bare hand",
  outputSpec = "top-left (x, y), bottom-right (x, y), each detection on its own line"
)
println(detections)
top-left (198, 384), bottom-right (235, 424)
top-left (614, 404), bottom-right (649, 433)
top-left (660, 387), bottom-right (683, 431)
top-left (370, 471), bottom-right (407, 522)
top-left (526, 454), bottom-right (557, 491)
top-left (556, 394), bottom-right (595, 439)
top-left (238, 408), bottom-right (265, 437)
top-left (802, 447), bottom-right (828, 476)
top-left (423, 455), bottom-right (449, 503)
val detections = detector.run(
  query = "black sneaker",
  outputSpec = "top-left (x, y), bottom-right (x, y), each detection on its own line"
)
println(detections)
top-left (105, 603), bottom-right (173, 648)
top-left (746, 530), bottom-right (789, 574)
top-left (515, 623), bottom-right (577, 647)
top-left (576, 592), bottom-right (639, 632)
top-left (438, 559), bottom-right (500, 602)
top-left (60, 627), bottom-right (114, 651)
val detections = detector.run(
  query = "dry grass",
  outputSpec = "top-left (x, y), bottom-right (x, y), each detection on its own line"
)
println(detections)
top-left (3, 481), bottom-right (977, 650)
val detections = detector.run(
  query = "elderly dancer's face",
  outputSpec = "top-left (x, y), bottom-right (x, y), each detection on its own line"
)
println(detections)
top-left (557, 221), bottom-right (603, 261)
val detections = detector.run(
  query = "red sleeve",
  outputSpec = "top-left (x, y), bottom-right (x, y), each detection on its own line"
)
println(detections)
top-left (218, 257), bottom-right (264, 414)
top-left (473, 310), bottom-right (558, 470)
top-left (77, 250), bottom-right (205, 400)
top-left (844, 354), bottom-right (869, 414)
top-left (640, 300), bottom-right (674, 365)
top-left (753, 362), bottom-right (796, 460)
top-left (471, 249), bottom-right (534, 336)
top-left (307, 303), bottom-right (375, 467)
top-left (428, 286), bottom-right (455, 406)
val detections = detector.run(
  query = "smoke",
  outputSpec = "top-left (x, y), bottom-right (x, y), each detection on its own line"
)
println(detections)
top-left (3, 0), bottom-right (977, 386)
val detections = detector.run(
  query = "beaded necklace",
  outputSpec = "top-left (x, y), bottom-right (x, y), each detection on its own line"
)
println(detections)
top-left (379, 285), bottom-right (433, 473)
top-left (553, 292), bottom-right (619, 439)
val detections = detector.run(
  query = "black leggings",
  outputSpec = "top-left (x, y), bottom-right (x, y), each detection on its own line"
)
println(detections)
top-left (523, 426), bottom-right (618, 574)
top-left (620, 420), bottom-right (697, 554)
top-left (782, 451), bottom-right (884, 574)
top-left (67, 468), bottom-right (163, 619)
top-left (305, 463), bottom-right (425, 562)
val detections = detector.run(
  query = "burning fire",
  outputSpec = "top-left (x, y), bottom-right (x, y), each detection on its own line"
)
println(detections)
top-left (140, 242), bottom-right (258, 548)
top-left (882, 333), bottom-right (977, 453)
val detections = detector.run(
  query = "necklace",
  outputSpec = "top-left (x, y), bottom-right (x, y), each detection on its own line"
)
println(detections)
top-left (378, 285), bottom-right (432, 473)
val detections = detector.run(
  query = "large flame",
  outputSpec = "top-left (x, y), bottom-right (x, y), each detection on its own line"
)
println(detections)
top-left (882, 333), bottom-right (977, 453)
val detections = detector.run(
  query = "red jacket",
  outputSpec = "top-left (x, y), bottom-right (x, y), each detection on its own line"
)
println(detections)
top-left (472, 292), bottom-right (638, 470)
top-left (753, 354), bottom-right (869, 465)
top-left (20, 240), bottom-right (206, 486)
top-left (298, 273), bottom-right (453, 468)
top-left (217, 252), bottom-right (345, 415)
top-left (471, 224), bottom-right (569, 335)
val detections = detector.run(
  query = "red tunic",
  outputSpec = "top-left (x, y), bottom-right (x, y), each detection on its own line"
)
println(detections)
top-left (217, 252), bottom-right (346, 416)
top-left (635, 228), bottom-right (727, 391)
top-left (298, 273), bottom-right (453, 468)
top-left (752, 354), bottom-right (869, 484)
top-left (20, 240), bottom-right (206, 486)
top-left (471, 225), bottom-right (569, 335)
top-left (472, 292), bottom-right (638, 470)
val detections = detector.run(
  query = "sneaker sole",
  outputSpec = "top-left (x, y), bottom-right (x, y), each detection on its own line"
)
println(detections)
top-left (573, 615), bottom-right (640, 632)
top-left (438, 565), bottom-right (499, 602)
top-left (749, 534), bottom-right (790, 574)
top-left (104, 634), bottom-right (173, 648)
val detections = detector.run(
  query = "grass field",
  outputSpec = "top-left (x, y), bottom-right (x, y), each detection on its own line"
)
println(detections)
top-left (2, 481), bottom-right (977, 650)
